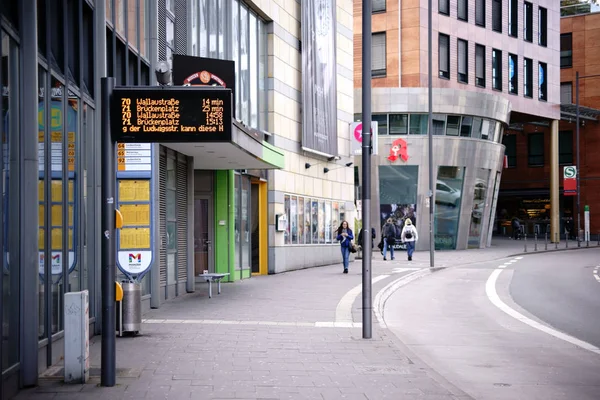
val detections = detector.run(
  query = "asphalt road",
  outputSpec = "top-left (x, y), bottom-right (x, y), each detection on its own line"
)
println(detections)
top-left (383, 249), bottom-right (600, 400)
top-left (510, 249), bottom-right (600, 349)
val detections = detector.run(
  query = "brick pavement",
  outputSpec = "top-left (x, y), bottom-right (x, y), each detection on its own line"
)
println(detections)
top-left (13, 237), bottom-right (595, 400)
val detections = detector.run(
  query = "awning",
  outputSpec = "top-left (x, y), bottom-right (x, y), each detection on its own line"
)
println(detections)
top-left (561, 103), bottom-right (600, 122)
top-left (163, 120), bottom-right (285, 170)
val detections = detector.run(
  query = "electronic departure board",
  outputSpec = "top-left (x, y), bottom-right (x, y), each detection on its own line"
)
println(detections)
top-left (111, 87), bottom-right (232, 143)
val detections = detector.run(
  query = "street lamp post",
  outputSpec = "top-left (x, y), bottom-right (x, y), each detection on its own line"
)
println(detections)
top-left (427, 0), bottom-right (435, 267)
top-left (575, 72), bottom-right (600, 247)
top-left (361, 0), bottom-right (373, 340)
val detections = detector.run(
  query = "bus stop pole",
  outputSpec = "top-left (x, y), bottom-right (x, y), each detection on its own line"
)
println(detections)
top-left (100, 77), bottom-right (117, 387)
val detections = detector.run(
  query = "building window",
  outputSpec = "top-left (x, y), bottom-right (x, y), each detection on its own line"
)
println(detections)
top-left (475, 44), bottom-right (485, 87)
top-left (458, 0), bottom-right (468, 21)
top-left (373, 0), bottom-right (386, 12)
top-left (539, 7), bottom-right (547, 46)
top-left (492, 0), bottom-right (502, 32)
top-left (476, 0), bottom-right (485, 26)
top-left (373, 114), bottom-right (388, 135)
top-left (524, 57), bottom-right (533, 98)
top-left (524, 2), bottom-right (533, 42)
top-left (389, 114), bottom-right (409, 135)
top-left (439, 34), bottom-right (450, 79)
top-left (372, 32), bottom-right (387, 77)
top-left (528, 133), bottom-right (544, 166)
top-left (503, 135), bottom-right (517, 167)
top-left (539, 62), bottom-right (547, 101)
top-left (458, 39), bottom-right (468, 83)
top-left (439, 0), bottom-right (450, 15)
top-left (509, 53), bottom-right (518, 94)
top-left (509, 0), bottom-right (518, 37)
top-left (561, 33), bottom-right (573, 68)
top-left (560, 82), bottom-right (573, 104)
top-left (492, 49), bottom-right (502, 90)
top-left (559, 131), bottom-right (573, 164)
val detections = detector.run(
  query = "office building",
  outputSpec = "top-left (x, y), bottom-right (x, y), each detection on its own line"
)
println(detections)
top-left (353, 0), bottom-right (560, 250)
top-left (1, 0), bottom-right (354, 396)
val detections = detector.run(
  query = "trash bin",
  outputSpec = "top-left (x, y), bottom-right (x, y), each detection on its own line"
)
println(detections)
top-left (121, 281), bottom-right (141, 334)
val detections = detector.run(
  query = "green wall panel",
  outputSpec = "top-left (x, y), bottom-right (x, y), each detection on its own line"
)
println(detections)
top-left (214, 170), bottom-right (234, 281)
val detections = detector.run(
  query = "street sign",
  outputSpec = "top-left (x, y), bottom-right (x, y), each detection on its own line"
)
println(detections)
top-left (563, 165), bottom-right (577, 196)
top-left (111, 87), bottom-right (232, 143)
top-left (563, 165), bottom-right (577, 178)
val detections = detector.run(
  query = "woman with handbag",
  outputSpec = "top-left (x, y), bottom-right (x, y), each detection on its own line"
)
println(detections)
top-left (336, 220), bottom-right (354, 274)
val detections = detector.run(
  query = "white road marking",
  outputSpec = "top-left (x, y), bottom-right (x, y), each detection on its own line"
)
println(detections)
top-left (144, 319), bottom-right (362, 328)
top-left (335, 275), bottom-right (390, 323)
top-left (374, 269), bottom-right (432, 328)
top-left (515, 256), bottom-right (524, 260)
top-left (486, 262), bottom-right (600, 356)
top-left (391, 267), bottom-right (421, 273)
top-left (593, 266), bottom-right (600, 283)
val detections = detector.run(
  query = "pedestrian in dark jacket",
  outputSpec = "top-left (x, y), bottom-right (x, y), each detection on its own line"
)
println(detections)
top-left (336, 221), bottom-right (354, 274)
top-left (357, 227), bottom-right (376, 249)
top-left (382, 218), bottom-right (397, 261)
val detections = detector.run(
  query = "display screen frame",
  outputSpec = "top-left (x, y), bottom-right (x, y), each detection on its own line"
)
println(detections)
top-left (111, 86), bottom-right (233, 143)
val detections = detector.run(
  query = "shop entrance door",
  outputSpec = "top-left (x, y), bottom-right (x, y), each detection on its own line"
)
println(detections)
top-left (194, 197), bottom-right (214, 276)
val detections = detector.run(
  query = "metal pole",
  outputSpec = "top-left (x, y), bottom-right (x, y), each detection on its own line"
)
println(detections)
top-left (545, 232), bottom-right (547, 250)
top-left (428, 0), bottom-right (435, 267)
top-left (534, 233), bottom-right (537, 252)
top-left (576, 71), bottom-right (581, 248)
top-left (361, 0), bottom-right (373, 340)
top-left (101, 77), bottom-right (117, 386)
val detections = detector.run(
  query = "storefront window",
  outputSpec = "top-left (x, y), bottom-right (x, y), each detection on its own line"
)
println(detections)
top-left (2, 30), bottom-right (21, 370)
top-left (298, 197), bottom-right (304, 244)
top-left (468, 168), bottom-right (491, 248)
top-left (332, 202), bottom-right (340, 235)
top-left (232, 0), bottom-right (239, 113)
top-left (325, 201), bottom-right (332, 243)
top-left (290, 196), bottom-right (297, 244)
top-left (318, 201), bottom-right (325, 244)
top-left (304, 198), bottom-right (311, 244)
top-left (115, 0), bottom-right (126, 36)
top-left (284, 194), bottom-right (290, 244)
top-left (379, 166), bottom-right (418, 249)
top-left (311, 199), bottom-right (318, 243)
top-left (434, 166), bottom-right (465, 250)
top-left (67, 96), bottom-right (80, 293)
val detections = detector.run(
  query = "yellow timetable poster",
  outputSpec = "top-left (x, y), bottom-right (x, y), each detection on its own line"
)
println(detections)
top-left (120, 204), bottom-right (150, 226)
top-left (119, 180), bottom-right (150, 202)
top-left (119, 228), bottom-right (151, 250)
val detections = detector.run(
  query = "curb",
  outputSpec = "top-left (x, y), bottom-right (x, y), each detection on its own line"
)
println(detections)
top-left (509, 243), bottom-right (600, 257)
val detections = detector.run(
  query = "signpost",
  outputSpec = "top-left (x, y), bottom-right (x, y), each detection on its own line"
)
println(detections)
top-left (100, 81), bottom-right (233, 386)
top-left (564, 166), bottom-right (577, 196)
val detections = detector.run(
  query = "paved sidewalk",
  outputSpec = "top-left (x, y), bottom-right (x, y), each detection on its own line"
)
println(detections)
top-left (13, 237), bottom-right (596, 400)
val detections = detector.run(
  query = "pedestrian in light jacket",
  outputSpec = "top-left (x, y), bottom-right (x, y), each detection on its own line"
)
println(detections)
top-left (401, 218), bottom-right (419, 261)
top-left (336, 221), bottom-right (354, 274)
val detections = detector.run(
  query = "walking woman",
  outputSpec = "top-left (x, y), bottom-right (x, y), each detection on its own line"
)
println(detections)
top-left (401, 218), bottom-right (419, 261)
top-left (336, 220), bottom-right (354, 274)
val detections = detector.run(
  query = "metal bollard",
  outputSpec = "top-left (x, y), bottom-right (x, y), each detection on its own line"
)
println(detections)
top-left (566, 234), bottom-right (569, 248)
top-left (555, 233), bottom-right (558, 250)
top-left (534, 234), bottom-right (538, 251)
top-left (597, 231), bottom-right (599, 246)
top-left (524, 234), bottom-right (527, 252)
top-left (545, 232), bottom-right (548, 250)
